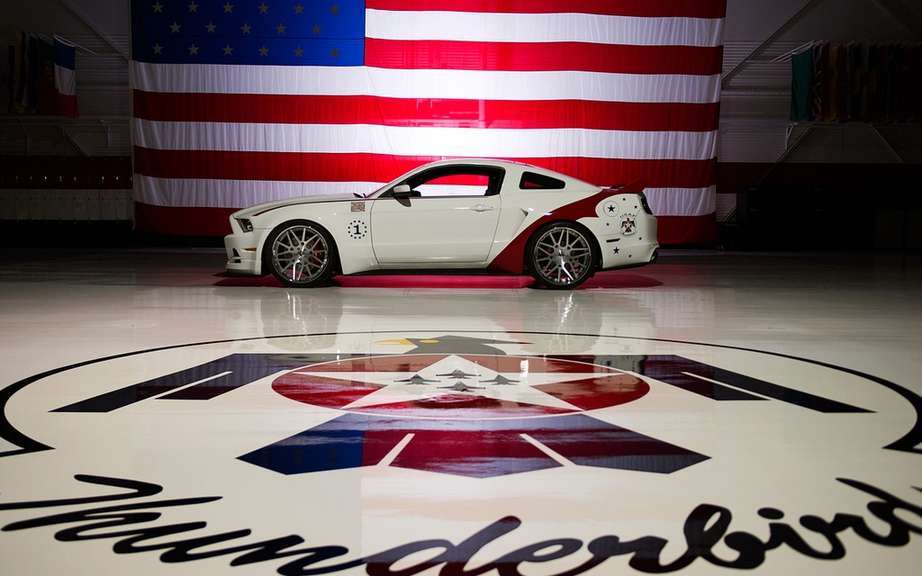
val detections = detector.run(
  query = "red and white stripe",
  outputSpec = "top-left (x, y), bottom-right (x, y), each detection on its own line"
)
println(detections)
top-left (131, 0), bottom-right (726, 244)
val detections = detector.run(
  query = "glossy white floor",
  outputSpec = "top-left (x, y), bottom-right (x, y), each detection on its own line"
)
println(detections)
top-left (0, 249), bottom-right (920, 576)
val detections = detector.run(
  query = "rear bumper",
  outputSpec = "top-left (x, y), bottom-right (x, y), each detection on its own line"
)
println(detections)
top-left (224, 233), bottom-right (261, 275)
top-left (600, 240), bottom-right (659, 271)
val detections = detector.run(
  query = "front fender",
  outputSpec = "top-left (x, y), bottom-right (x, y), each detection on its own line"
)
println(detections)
top-left (253, 201), bottom-right (377, 275)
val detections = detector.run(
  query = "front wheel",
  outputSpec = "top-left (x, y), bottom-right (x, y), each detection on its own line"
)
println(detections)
top-left (264, 221), bottom-right (337, 287)
top-left (528, 223), bottom-right (597, 289)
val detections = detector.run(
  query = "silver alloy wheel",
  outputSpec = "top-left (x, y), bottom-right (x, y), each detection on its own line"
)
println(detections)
top-left (271, 224), bottom-right (330, 284)
top-left (533, 226), bottom-right (593, 286)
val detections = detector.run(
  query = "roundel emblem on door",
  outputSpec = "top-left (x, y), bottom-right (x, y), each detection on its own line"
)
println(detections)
top-left (347, 219), bottom-right (368, 239)
top-left (601, 200), bottom-right (619, 217)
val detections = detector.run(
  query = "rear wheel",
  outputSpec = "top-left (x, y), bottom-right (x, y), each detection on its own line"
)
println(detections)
top-left (528, 223), bottom-right (597, 289)
top-left (265, 221), bottom-right (336, 287)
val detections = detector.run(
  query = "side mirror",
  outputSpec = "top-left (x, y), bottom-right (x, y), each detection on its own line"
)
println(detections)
top-left (392, 184), bottom-right (412, 197)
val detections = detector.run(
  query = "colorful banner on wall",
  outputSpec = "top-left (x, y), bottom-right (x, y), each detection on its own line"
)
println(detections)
top-left (53, 36), bottom-right (78, 118)
top-left (8, 32), bottom-right (78, 117)
top-left (131, 0), bottom-right (726, 243)
top-left (791, 42), bottom-right (922, 124)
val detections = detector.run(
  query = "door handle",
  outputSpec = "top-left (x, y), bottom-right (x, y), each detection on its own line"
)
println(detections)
top-left (470, 204), bottom-right (495, 213)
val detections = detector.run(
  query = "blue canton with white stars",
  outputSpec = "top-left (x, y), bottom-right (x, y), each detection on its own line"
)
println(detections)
top-left (131, 1), bottom-right (365, 66)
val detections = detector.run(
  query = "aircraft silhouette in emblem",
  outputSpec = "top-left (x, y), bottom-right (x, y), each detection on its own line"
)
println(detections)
top-left (436, 369), bottom-right (480, 379)
top-left (438, 381), bottom-right (485, 392)
top-left (394, 374), bottom-right (439, 385)
top-left (480, 375), bottom-right (519, 385)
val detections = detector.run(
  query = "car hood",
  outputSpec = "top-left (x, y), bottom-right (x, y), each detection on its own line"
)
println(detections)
top-left (232, 193), bottom-right (368, 219)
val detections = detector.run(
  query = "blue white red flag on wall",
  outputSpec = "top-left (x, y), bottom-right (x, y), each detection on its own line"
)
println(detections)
top-left (53, 36), bottom-right (78, 118)
top-left (130, 0), bottom-right (726, 243)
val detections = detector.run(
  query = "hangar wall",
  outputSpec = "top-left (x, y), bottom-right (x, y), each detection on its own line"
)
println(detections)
top-left (0, 0), bottom-right (919, 247)
top-left (718, 0), bottom-right (922, 249)
top-left (0, 0), bottom-right (132, 222)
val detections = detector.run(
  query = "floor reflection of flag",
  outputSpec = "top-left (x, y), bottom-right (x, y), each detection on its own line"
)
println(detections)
top-left (239, 412), bottom-right (709, 478)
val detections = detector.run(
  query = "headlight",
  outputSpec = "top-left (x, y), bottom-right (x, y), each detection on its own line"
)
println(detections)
top-left (236, 218), bottom-right (254, 233)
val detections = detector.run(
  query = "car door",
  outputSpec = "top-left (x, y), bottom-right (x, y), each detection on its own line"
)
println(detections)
top-left (370, 166), bottom-right (504, 264)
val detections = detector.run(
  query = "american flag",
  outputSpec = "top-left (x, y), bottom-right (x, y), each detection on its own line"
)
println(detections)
top-left (131, 0), bottom-right (725, 243)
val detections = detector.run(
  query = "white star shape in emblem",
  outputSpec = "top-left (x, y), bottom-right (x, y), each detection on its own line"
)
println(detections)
top-left (205, 21), bottom-right (217, 33)
top-left (152, 43), bottom-right (163, 55)
top-left (187, 43), bottom-right (199, 55)
top-left (152, 1), bottom-right (164, 13)
top-left (223, 2), bottom-right (234, 13)
top-left (276, 22), bottom-right (286, 34)
top-left (296, 355), bottom-right (618, 414)
top-left (258, 2), bottom-right (269, 14)
top-left (258, 45), bottom-right (269, 57)
top-left (293, 3), bottom-right (304, 14)
top-left (169, 21), bottom-right (181, 33)
top-left (223, 44), bottom-right (234, 56)
top-left (187, 1), bottom-right (199, 13)
top-left (240, 22), bottom-right (252, 35)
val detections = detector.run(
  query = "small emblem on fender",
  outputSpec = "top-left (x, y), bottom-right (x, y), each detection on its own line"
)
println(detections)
top-left (351, 202), bottom-right (365, 213)
top-left (347, 220), bottom-right (368, 240)
top-left (621, 216), bottom-right (637, 235)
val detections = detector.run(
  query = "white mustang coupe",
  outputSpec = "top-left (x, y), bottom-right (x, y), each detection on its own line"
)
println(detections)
top-left (224, 159), bottom-right (658, 289)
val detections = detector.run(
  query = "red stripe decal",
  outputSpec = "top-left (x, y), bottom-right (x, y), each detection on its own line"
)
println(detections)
top-left (132, 91), bottom-right (719, 132)
top-left (365, 0), bottom-right (727, 18)
top-left (488, 186), bottom-right (714, 272)
top-left (488, 188), bottom-right (621, 273)
top-left (365, 39), bottom-right (723, 75)
top-left (133, 148), bottom-right (717, 190)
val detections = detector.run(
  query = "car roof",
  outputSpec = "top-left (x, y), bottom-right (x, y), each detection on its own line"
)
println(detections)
top-left (413, 158), bottom-right (526, 169)
top-left (411, 159), bottom-right (594, 186)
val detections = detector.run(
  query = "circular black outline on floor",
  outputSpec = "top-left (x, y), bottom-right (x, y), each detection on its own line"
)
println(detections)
top-left (1, 330), bottom-right (919, 458)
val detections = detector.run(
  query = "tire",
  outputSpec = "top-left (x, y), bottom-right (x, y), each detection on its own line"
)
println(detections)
top-left (527, 222), bottom-right (598, 289)
top-left (263, 221), bottom-right (337, 287)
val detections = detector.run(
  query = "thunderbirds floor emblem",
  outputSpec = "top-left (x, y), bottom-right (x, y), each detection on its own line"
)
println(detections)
top-left (1, 332), bottom-right (919, 575)
top-left (241, 351), bottom-right (706, 477)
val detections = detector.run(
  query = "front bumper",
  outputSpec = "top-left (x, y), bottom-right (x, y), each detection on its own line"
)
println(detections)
top-left (224, 233), bottom-right (261, 275)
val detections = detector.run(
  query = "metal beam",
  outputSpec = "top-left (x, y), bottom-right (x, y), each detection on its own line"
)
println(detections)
top-left (57, 0), bottom-right (128, 61)
top-left (59, 126), bottom-right (89, 157)
top-left (869, 125), bottom-right (906, 163)
top-left (777, 124), bottom-right (815, 164)
top-left (721, 0), bottom-right (828, 89)
top-left (868, 0), bottom-right (922, 38)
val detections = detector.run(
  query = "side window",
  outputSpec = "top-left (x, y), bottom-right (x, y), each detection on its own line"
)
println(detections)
top-left (398, 166), bottom-right (505, 198)
top-left (520, 171), bottom-right (565, 190)
top-left (417, 173), bottom-right (491, 197)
